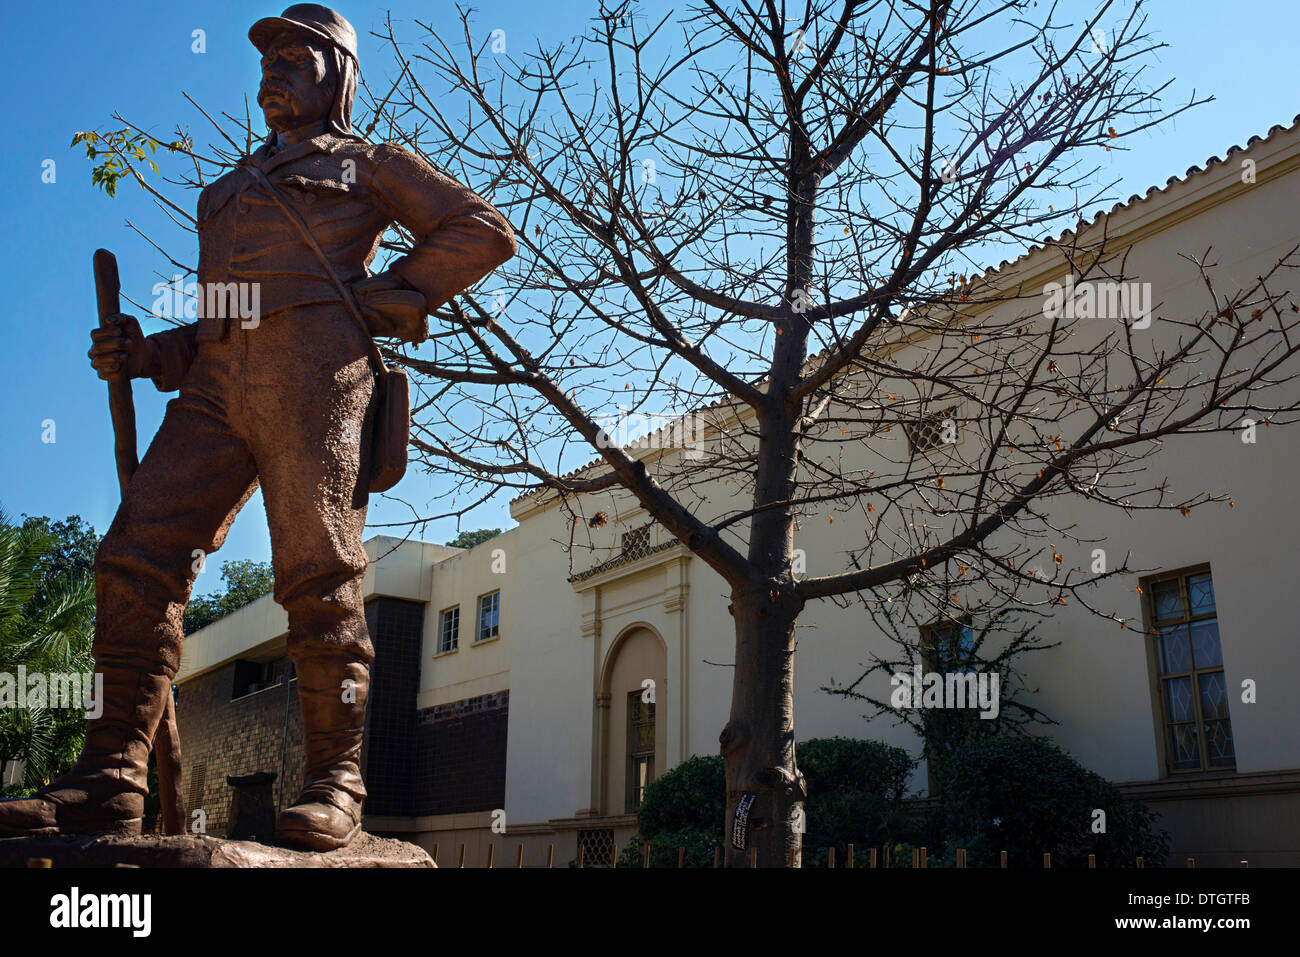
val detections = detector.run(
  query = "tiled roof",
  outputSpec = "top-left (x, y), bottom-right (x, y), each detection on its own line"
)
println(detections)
top-left (972, 113), bottom-right (1300, 278)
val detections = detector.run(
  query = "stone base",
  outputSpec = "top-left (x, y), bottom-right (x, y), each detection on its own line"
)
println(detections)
top-left (0, 831), bottom-right (435, 868)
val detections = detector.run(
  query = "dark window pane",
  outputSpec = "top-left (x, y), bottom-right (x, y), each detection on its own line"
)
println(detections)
top-left (477, 592), bottom-right (500, 640)
top-left (1157, 626), bottom-right (1192, 675)
top-left (1168, 723), bottom-right (1201, 771)
top-left (1198, 671), bottom-right (1231, 721)
top-left (1204, 720), bottom-right (1236, 767)
top-left (954, 626), bottom-right (976, 671)
top-left (1152, 580), bottom-right (1183, 622)
top-left (1187, 572), bottom-right (1216, 617)
top-left (1164, 676), bottom-right (1194, 723)
top-left (929, 621), bottom-right (976, 672)
top-left (1189, 620), bottom-right (1223, 669)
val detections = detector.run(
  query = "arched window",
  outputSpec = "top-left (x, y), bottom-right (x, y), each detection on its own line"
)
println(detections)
top-left (626, 691), bottom-right (655, 812)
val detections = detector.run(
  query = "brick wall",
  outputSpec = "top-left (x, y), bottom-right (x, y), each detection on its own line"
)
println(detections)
top-left (174, 661), bottom-right (303, 839)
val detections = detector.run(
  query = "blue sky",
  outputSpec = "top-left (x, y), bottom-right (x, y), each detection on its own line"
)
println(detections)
top-left (0, 0), bottom-right (1296, 572)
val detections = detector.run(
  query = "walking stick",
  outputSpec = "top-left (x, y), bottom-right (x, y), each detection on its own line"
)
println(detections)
top-left (93, 248), bottom-right (186, 837)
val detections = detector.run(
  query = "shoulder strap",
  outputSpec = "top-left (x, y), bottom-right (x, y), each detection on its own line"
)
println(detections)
top-left (244, 164), bottom-right (386, 377)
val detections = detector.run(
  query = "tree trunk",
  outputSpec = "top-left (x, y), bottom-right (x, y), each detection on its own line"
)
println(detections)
top-left (720, 585), bottom-right (806, 867)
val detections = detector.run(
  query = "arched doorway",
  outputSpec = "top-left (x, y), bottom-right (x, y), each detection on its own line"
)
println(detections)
top-left (599, 625), bottom-right (668, 815)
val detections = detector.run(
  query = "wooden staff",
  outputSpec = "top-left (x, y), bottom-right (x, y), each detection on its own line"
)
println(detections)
top-left (93, 248), bottom-right (185, 837)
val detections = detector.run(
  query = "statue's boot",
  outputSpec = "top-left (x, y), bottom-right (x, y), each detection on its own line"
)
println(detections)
top-left (0, 654), bottom-right (170, 836)
top-left (275, 651), bottom-right (369, 851)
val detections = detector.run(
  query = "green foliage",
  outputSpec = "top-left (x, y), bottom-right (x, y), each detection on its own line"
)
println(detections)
top-left (445, 528), bottom-right (502, 549)
top-left (636, 753), bottom-right (726, 837)
top-left (183, 560), bottom-right (275, 635)
top-left (20, 515), bottom-right (99, 604)
top-left (798, 737), bottom-right (920, 867)
top-left (0, 509), bottom-right (98, 789)
top-left (70, 129), bottom-right (182, 198)
top-left (625, 738), bottom-right (919, 867)
top-left (937, 735), bottom-right (1170, 868)
top-left (798, 736), bottom-right (914, 801)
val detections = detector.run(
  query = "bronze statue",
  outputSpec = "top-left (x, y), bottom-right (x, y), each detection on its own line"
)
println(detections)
top-left (0, 4), bottom-right (515, 850)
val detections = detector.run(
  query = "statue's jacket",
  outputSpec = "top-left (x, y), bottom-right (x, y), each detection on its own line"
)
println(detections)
top-left (147, 132), bottom-right (516, 391)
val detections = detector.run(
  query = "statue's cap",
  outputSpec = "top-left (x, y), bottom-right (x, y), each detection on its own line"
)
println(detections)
top-left (250, 4), bottom-right (358, 62)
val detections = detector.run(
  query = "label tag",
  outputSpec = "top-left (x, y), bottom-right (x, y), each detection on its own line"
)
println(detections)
top-left (731, 791), bottom-right (757, 850)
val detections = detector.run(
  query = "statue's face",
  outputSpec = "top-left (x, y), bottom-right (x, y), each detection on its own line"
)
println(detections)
top-left (257, 34), bottom-right (335, 132)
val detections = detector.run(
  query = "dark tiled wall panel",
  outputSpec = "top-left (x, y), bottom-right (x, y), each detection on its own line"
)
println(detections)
top-left (363, 597), bottom-right (425, 815)
top-left (413, 691), bottom-right (509, 816)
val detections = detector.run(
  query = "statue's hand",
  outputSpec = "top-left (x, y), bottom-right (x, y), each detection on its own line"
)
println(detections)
top-left (351, 272), bottom-right (428, 342)
top-left (351, 271), bottom-right (412, 296)
top-left (88, 314), bottom-right (159, 381)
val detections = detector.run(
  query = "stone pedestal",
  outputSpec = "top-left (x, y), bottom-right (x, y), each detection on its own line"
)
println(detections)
top-left (0, 831), bottom-right (435, 868)
top-left (226, 771), bottom-right (278, 841)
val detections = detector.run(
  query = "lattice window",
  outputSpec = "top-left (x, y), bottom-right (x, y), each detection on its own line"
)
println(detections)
top-left (620, 525), bottom-right (652, 560)
top-left (577, 828), bottom-right (616, 867)
top-left (1145, 568), bottom-right (1234, 773)
top-left (186, 759), bottom-right (206, 814)
top-left (903, 405), bottom-right (959, 455)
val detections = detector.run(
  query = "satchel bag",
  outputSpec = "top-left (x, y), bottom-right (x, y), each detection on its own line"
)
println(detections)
top-left (246, 165), bottom-right (409, 493)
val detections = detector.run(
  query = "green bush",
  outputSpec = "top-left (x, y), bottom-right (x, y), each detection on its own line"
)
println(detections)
top-left (625, 737), bottom-right (919, 867)
top-left (937, 735), bottom-right (1169, 867)
top-left (636, 753), bottom-right (726, 839)
top-left (799, 737), bottom-right (914, 801)
top-left (799, 737), bottom-right (920, 866)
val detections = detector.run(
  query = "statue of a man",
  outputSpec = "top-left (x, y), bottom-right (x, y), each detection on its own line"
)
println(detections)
top-left (0, 4), bottom-right (515, 850)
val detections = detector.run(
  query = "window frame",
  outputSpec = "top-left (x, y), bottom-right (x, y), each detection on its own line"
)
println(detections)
top-left (475, 590), bottom-right (501, 644)
top-left (625, 690), bottom-right (656, 813)
top-left (1140, 563), bottom-right (1235, 777)
top-left (437, 605), bottom-right (460, 654)
top-left (920, 616), bottom-right (977, 673)
top-left (231, 656), bottom-right (287, 700)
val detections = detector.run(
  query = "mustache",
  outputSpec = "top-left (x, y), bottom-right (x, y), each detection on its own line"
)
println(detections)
top-left (258, 77), bottom-right (293, 103)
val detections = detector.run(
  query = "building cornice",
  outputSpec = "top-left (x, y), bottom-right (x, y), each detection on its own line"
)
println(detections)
top-left (569, 542), bottom-right (692, 592)
top-left (1118, 768), bottom-right (1300, 802)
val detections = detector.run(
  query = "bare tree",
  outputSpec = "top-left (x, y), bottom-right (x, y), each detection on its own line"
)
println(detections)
top-left (823, 604), bottom-right (1059, 778)
top-left (86, 0), bottom-right (1300, 866)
